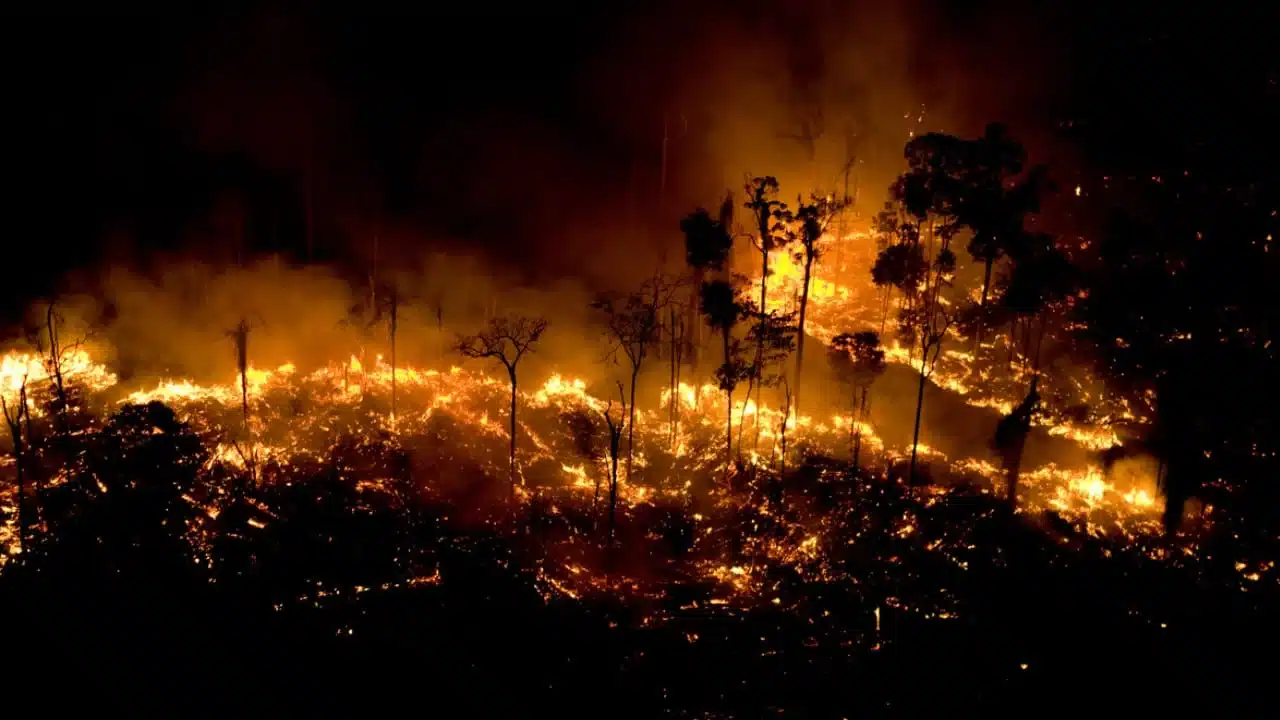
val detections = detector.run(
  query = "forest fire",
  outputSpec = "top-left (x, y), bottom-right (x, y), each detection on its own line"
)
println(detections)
top-left (0, 242), bottom-right (1166, 594)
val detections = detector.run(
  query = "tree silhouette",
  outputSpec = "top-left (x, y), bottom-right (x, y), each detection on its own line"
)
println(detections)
top-left (790, 194), bottom-right (844, 417)
top-left (602, 382), bottom-right (626, 544)
top-left (456, 314), bottom-right (550, 497)
top-left (744, 177), bottom-right (791, 423)
top-left (700, 279), bottom-right (748, 466)
top-left (875, 133), bottom-right (966, 486)
top-left (592, 275), bottom-right (679, 490)
top-left (682, 202), bottom-right (734, 369)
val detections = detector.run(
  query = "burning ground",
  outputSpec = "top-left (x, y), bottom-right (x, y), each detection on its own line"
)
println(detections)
top-left (0, 242), bottom-right (1275, 715)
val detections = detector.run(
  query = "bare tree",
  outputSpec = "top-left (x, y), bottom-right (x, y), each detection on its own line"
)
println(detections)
top-left (28, 301), bottom-right (85, 437)
top-left (592, 275), bottom-right (679, 488)
top-left (3, 375), bottom-right (30, 556)
top-left (456, 315), bottom-right (550, 496)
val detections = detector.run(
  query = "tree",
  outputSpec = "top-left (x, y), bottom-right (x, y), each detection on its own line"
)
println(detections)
top-left (874, 133), bottom-right (967, 486)
top-left (700, 279), bottom-right (748, 466)
top-left (602, 382), bottom-right (626, 544)
top-left (790, 194), bottom-right (844, 416)
top-left (456, 315), bottom-right (550, 497)
top-left (26, 300), bottom-right (86, 438)
top-left (739, 304), bottom-right (798, 456)
top-left (681, 202), bottom-right (735, 369)
top-left (592, 275), bottom-right (679, 490)
top-left (829, 331), bottom-right (886, 471)
top-left (955, 124), bottom-right (1038, 308)
top-left (744, 177), bottom-right (791, 423)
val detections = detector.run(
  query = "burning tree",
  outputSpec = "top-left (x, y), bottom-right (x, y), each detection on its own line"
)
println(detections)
top-left (456, 314), bottom-right (550, 496)
top-left (829, 331), bottom-right (886, 471)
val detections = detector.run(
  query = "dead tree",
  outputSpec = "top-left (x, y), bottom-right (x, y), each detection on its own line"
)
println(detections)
top-left (2, 375), bottom-right (29, 555)
top-left (28, 301), bottom-right (84, 437)
top-left (603, 382), bottom-right (626, 544)
top-left (456, 315), bottom-right (550, 497)
top-left (226, 316), bottom-right (261, 482)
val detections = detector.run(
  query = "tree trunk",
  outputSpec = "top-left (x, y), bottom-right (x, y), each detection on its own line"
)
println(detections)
top-left (794, 252), bottom-right (814, 416)
top-left (980, 257), bottom-right (994, 307)
top-left (853, 388), bottom-right (867, 471)
top-left (508, 368), bottom-right (518, 497)
top-left (722, 327), bottom-right (733, 466)
top-left (908, 354), bottom-right (928, 487)
top-left (608, 437), bottom-right (620, 544)
top-left (627, 366), bottom-right (639, 485)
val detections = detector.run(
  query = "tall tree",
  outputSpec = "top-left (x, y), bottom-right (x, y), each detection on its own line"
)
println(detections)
top-left (592, 275), bottom-right (678, 490)
top-left (700, 279), bottom-right (748, 467)
top-left (681, 202), bottom-right (734, 368)
top-left (744, 177), bottom-right (791, 421)
top-left (790, 194), bottom-right (844, 416)
top-left (875, 132), bottom-right (968, 486)
top-left (456, 315), bottom-right (550, 497)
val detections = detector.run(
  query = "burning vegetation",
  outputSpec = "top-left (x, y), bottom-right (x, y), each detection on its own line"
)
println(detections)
top-left (2, 11), bottom-right (1279, 712)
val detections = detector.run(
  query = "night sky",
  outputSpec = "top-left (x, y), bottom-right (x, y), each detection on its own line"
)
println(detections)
top-left (2, 4), bottom-right (1276, 316)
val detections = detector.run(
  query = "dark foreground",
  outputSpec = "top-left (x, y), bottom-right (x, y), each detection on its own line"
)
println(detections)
top-left (4, 495), bottom-right (1276, 719)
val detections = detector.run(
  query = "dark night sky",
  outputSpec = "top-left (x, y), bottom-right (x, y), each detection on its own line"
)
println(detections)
top-left (1, 4), bottom-right (1277, 318)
